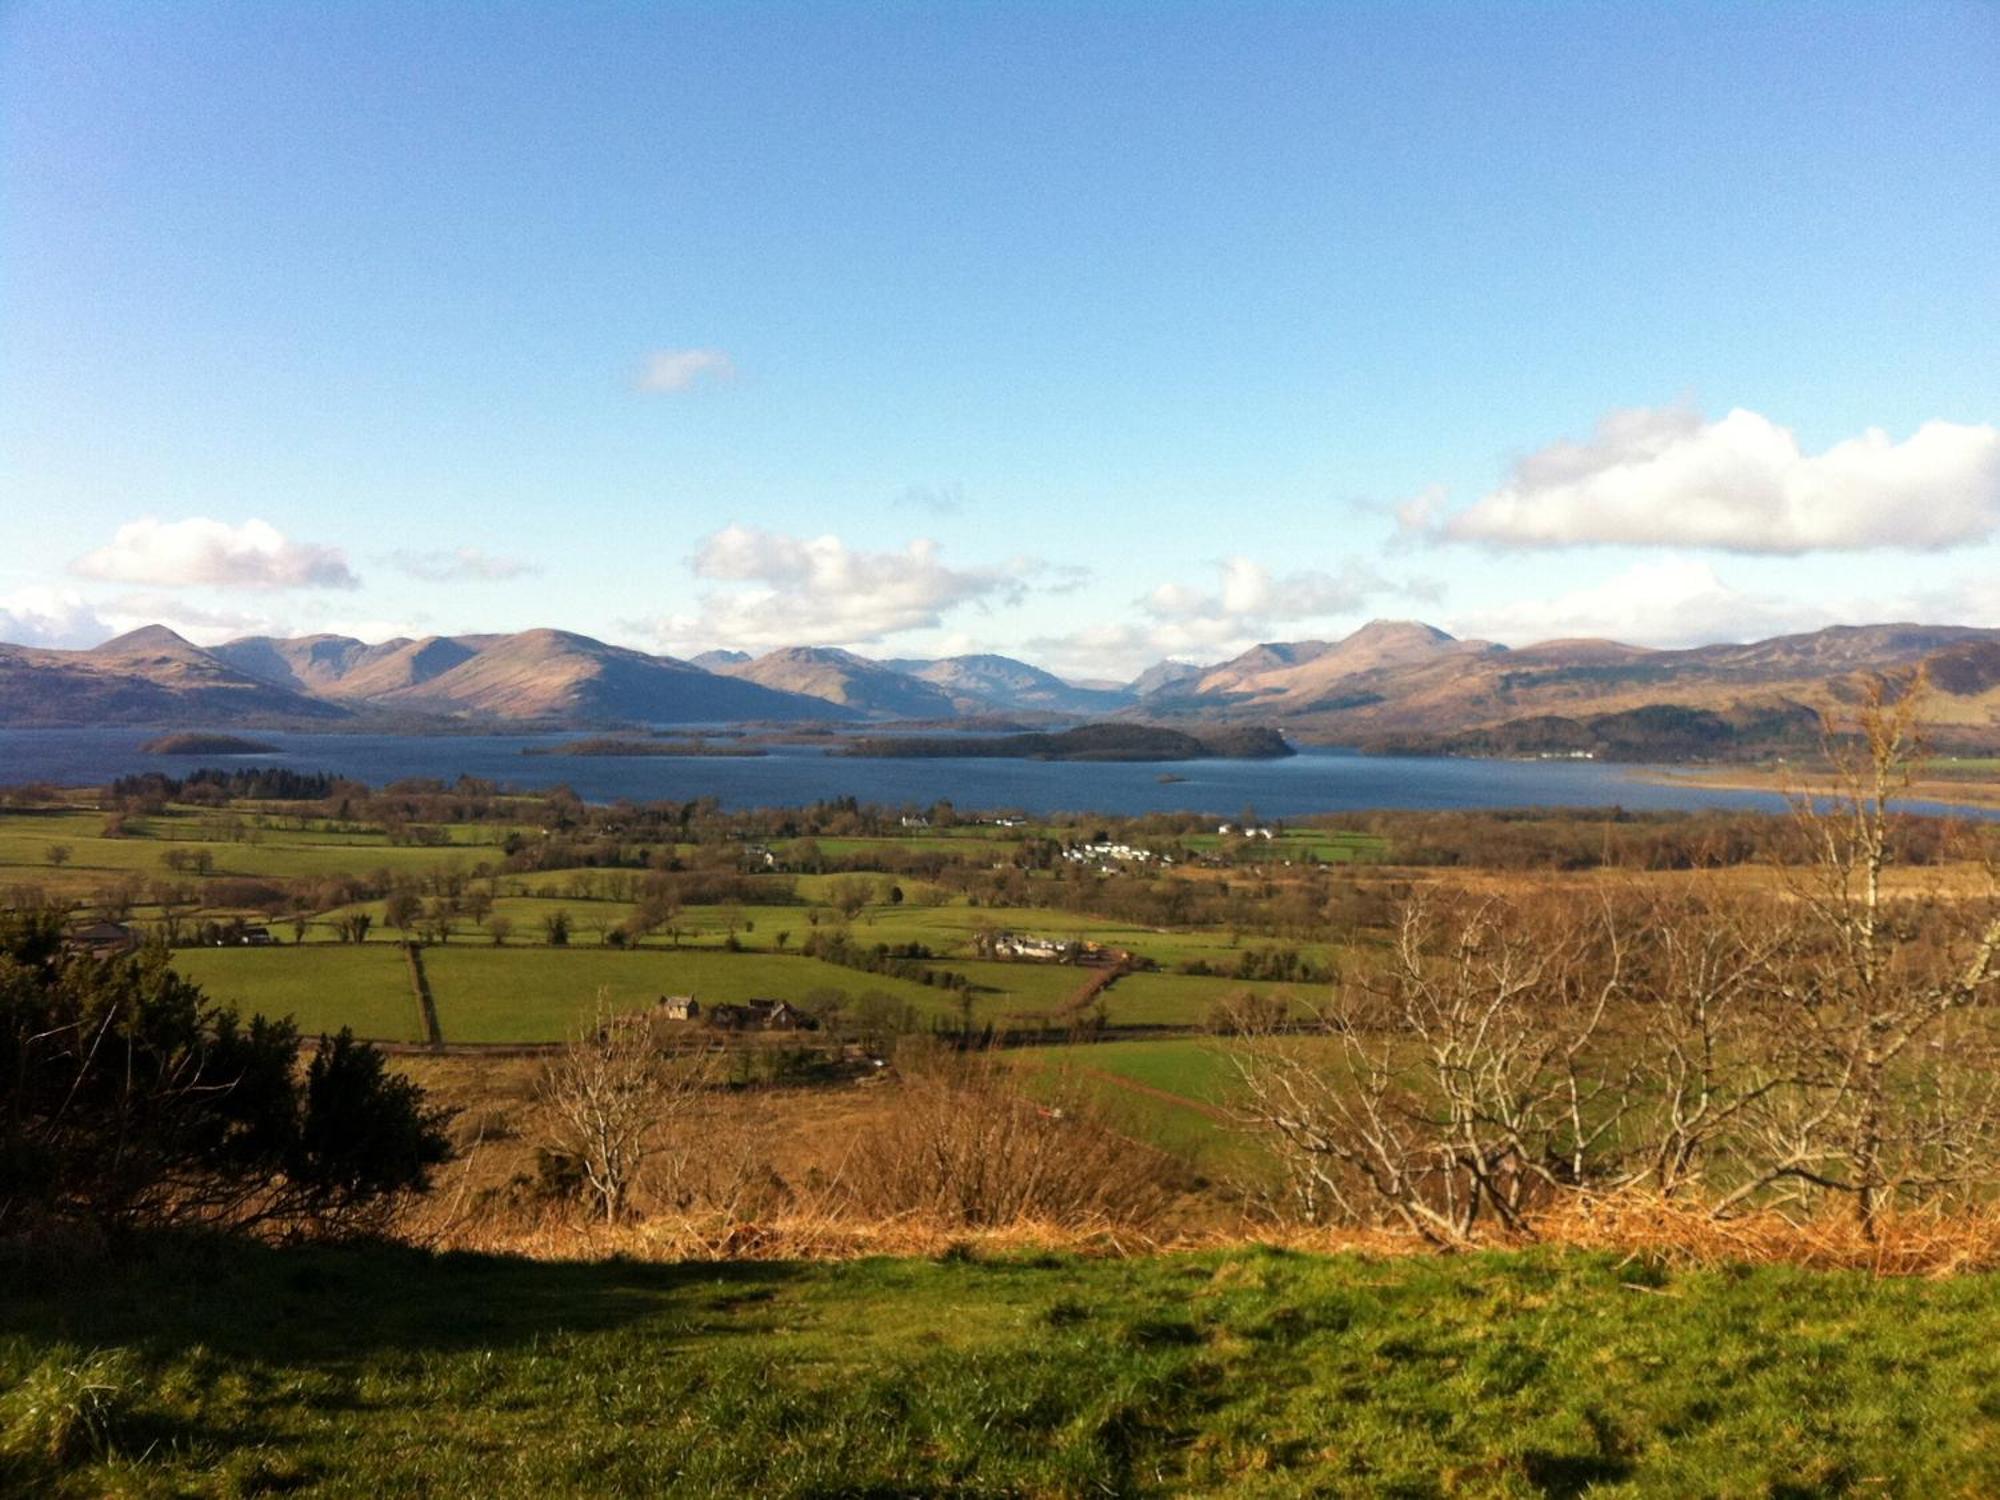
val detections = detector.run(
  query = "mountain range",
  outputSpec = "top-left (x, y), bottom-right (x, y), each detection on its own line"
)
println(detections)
top-left (3, 619), bottom-right (1998, 757)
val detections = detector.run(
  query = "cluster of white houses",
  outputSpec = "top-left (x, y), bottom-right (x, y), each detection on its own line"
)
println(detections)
top-left (991, 933), bottom-right (1072, 961)
top-left (988, 932), bottom-right (1129, 966)
top-left (1062, 839), bottom-right (1169, 870)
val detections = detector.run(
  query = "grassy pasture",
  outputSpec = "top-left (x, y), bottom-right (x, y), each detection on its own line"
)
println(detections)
top-left (0, 807), bottom-right (496, 887)
top-left (952, 957), bottom-right (1095, 1015)
top-left (419, 946), bottom-right (951, 1042)
top-left (12, 1239), bottom-right (2000, 1496)
top-left (1179, 828), bottom-right (1390, 863)
top-left (817, 901), bottom-right (1343, 972)
top-left (1104, 971), bottom-right (1314, 1025)
top-left (171, 945), bottom-right (424, 1042)
top-left (1018, 1036), bottom-right (1246, 1167)
top-left (169, 941), bottom-right (1172, 1042)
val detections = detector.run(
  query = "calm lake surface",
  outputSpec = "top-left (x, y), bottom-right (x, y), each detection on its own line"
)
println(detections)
top-left (7, 727), bottom-right (1985, 820)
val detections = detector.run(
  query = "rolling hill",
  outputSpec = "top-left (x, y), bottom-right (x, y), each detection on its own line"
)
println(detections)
top-left (3, 627), bottom-right (848, 727)
top-left (716, 647), bottom-right (963, 719)
top-left (4, 618), bottom-right (1998, 753)
top-left (884, 653), bottom-right (1136, 716)
top-left (0, 627), bottom-right (353, 726)
top-left (1139, 620), bottom-right (2000, 756)
top-left (1128, 659), bottom-right (1209, 699)
top-left (212, 633), bottom-right (485, 700)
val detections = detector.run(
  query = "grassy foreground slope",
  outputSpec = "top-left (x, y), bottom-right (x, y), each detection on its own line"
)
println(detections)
top-left (7, 1240), bottom-right (1999, 1496)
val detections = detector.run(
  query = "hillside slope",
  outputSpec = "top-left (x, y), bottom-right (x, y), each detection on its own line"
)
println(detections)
top-left (0, 627), bottom-right (352, 726)
top-left (368, 630), bottom-right (851, 723)
top-left (888, 653), bottom-right (1134, 715)
top-left (719, 647), bottom-right (962, 719)
top-left (1143, 619), bottom-right (2000, 754)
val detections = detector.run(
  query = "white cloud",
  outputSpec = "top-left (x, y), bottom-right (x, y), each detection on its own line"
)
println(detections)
top-left (0, 588), bottom-right (114, 649)
top-left (1145, 556), bottom-right (1387, 624)
top-left (96, 594), bottom-right (277, 643)
top-left (72, 517), bottom-right (358, 589)
top-left (390, 547), bottom-right (539, 583)
top-left (0, 587), bottom-right (294, 649)
top-left (635, 524), bottom-right (1032, 651)
top-left (1026, 556), bottom-right (1403, 678)
top-left (1442, 560), bottom-right (1818, 648)
top-left (1412, 407), bottom-right (2000, 553)
top-left (1442, 555), bottom-right (2000, 651)
top-left (636, 348), bottom-right (737, 394)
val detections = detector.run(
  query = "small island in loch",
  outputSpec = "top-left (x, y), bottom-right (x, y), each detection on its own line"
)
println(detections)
top-left (139, 732), bottom-right (281, 756)
top-left (842, 722), bottom-right (1293, 761)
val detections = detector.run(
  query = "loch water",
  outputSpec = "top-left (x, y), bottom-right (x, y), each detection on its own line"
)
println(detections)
top-left (7, 728), bottom-right (1992, 820)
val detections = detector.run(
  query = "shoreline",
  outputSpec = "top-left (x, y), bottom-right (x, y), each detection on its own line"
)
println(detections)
top-left (1634, 765), bottom-right (2000, 811)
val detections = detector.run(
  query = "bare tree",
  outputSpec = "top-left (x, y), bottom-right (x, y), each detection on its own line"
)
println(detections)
top-left (538, 991), bottom-right (712, 1224)
top-left (1226, 673), bottom-right (2000, 1245)
top-left (1724, 674), bottom-right (2000, 1234)
top-left (1229, 893), bottom-right (1633, 1246)
top-left (1623, 882), bottom-right (1793, 1202)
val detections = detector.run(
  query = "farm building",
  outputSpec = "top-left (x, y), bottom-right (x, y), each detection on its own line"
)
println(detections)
top-left (706, 999), bottom-right (818, 1031)
top-left (64, 920), bottom-right (139, 958)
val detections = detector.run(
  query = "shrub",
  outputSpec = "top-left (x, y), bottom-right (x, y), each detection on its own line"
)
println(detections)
top-left (844, 1050), bottom-right (1176, 1230)
top-left (0, 908), bottom-right (452, 1238)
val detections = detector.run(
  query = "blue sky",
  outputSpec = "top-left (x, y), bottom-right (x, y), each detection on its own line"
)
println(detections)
top-left (3, 1), bottom-right (1996, 679)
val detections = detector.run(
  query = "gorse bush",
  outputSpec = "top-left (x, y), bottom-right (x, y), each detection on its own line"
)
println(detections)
top-left (0, 908), bottom-right (452, 1239)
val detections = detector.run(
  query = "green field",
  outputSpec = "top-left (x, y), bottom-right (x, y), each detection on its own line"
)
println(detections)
top-left (1180, 828), bottom-right (1390, 863)
top-left (420, 946), bottom-right (954, 1042)
top-left (1103, 971), bottom-right (1313, 1025)
top-left (30, 791), bottom-right (1348, 1046)
top-left (167, 943), bottom-right (1129, 1042)
top-left (10, 1239), bottom-right (2000, 1497)
top-left (0, 808), bottom-right (499, 890)
top-left (1020, 1036), bottom-right (1249, 1166)
top-left (171, 945), bottom-right (425, 1041)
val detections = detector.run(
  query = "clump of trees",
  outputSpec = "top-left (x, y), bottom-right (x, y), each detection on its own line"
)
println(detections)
top-left (109, 767), bottom-right (351, 805)
top-left (0, 910), bottom-right (452, 1240)
top-left (800, 930), bottom-right (970, 991)
top-left (1233, 682), bottom-right (2000, 1244)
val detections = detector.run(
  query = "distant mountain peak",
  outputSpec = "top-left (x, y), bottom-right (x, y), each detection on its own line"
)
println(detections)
top-left (1342, 619), bottom-right (1456, 647)
top-left (720, 645), bottom-right (959, 718)
top-left (1129, 659), bottom-right (1208, 698)
top-left (90, 624), bottom-right (200, 657)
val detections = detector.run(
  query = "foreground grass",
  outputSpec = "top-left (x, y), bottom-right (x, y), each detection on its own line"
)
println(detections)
top-left (7, 1238), bottom-right (2000, 1496)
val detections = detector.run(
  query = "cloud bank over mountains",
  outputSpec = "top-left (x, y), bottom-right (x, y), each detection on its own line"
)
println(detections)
top-left (71, 518), bottom-right (358, 591)
top-left (17, 402), bottom-right (2000, 671)
top-left (631, 524), bottom-right (1037, 652)
top-left (1408, 407), bottom-right (2000, 554)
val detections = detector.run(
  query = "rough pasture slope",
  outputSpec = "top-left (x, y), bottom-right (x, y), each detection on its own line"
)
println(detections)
top-left (9, 1239), bottom-right (2000, 1496)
